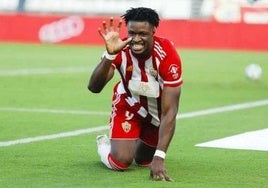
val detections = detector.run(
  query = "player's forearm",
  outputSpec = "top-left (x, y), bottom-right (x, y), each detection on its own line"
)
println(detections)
top-left (156, 87), bottom-right (180, 154)
top-left (88, 58), bottom-right (113, 93)
top-left (156, 115), bottom-right (176, 153)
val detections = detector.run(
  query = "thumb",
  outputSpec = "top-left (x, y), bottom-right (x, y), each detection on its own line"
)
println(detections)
top-left (122, 37), bottom-right (132, 45)
top-left (165, 175), bottom-right (174, 182)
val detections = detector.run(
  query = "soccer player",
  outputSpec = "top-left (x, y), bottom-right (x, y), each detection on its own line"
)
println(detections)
top-left (88, 7), bottom-right (183, 181)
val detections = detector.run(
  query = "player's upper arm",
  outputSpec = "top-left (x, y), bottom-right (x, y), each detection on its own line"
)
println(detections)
top-left (161, 85), bottom-right (182, 116)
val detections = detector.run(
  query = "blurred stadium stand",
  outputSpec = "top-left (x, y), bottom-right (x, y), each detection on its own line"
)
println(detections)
top-left (0, 0), bottom-right (268, 22)
top-left (0, 0), bottom-right (192, 18)
top-left (0, 0), bottom-right (267, 50)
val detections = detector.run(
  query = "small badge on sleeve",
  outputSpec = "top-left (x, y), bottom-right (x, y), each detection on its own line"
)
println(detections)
top-left (168, 64), bottom-right (179, 79)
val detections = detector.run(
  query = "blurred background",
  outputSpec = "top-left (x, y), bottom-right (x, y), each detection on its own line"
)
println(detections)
top-left (0, 0), bottom-right (267, 50)
top-left (1, 0), bottom-right (268, 21)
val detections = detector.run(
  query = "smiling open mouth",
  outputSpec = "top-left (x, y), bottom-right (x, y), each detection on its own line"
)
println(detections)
top-left (131, 43), bottom-right (144, 52)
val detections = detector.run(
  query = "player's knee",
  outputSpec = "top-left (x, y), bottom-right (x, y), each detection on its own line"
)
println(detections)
top-left (108, 153), bottom-right (131, 171)
top-left (134, 152), bottom-right (153, 167)
top-left (134, 158), bottom-right (152, 167)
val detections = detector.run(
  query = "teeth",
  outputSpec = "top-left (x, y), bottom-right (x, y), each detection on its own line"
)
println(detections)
top-left (132, 43), bottom-right (143, 50)
top-left (132, 43), bottom-right (142, 46)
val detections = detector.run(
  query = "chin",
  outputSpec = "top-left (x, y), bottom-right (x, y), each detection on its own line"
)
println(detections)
top-left (131, 50), bottom-right (145, 57)
top-left (131, 48), bottom-right (146, 55)
top-left (130, 49), bottom-right (142, 55)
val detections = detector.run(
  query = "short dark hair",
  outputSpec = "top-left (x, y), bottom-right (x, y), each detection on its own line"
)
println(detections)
top-left (121, 7), bottom-right (160, 28)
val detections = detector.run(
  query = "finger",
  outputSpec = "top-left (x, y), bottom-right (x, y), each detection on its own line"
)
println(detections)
top-left (109, 17), bottom-right (114, 31)
top-left (164, 174), bottom-right (174, 182)
top-left (98, 28), bottom-right (105, 39)
top-left (102, 21), bottom-right (108, 32)
top-left (116, 20), bottom-right (122, 32)
top-left (158, 172), bottom-right (167, 181)
top-left (151, 174), bottom-right (163, 181)
top-left (155, 175), bottom-right (161, 181)
top-left (159, 175), bottom-right (166, 181)
top-left (122, 37), bottom-right (132, 46)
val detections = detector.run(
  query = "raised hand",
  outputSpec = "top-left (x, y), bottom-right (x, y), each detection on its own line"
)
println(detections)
top-left (98, 17), bottom-right (132, 55)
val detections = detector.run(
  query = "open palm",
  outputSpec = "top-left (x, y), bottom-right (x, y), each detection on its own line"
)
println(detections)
top-left (98, 18), bottom-right (132, 55)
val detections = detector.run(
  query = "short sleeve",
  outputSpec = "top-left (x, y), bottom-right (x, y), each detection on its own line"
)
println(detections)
top-left (158, 41), bottom-right (183, 87)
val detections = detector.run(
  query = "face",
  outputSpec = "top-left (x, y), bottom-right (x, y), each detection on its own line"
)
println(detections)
top-left (127, 21), bottom-right (155, 58)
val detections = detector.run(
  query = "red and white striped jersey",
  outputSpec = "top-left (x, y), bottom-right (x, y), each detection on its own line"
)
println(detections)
top-left (111, 36), bottom-right (183, 126)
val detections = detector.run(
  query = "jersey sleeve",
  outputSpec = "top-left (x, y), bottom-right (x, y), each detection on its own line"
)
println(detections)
top-left (158, 40), bottom-right (183, 87)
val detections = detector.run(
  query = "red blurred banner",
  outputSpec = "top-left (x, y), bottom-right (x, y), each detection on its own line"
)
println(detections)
top-left (0, 13), bottom-right (267, 51)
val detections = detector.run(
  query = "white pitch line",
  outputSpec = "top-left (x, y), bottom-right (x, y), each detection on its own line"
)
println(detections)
top-left (177, 99), bottom-right (268, 119)
top-left (0, 107), bottom-right (110, 116)
top-left (0, 66), bottom-right (90, 76)
top-left (0, 126), bottom-right (108, 147)
top-left (0, 99), bottom-right (267, 118)
top-left (0, 99), bottom-right (267, 147)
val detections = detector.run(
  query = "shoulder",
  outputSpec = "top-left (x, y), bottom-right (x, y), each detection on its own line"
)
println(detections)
top-left (153, 36), bottom-right (179, 61)
top-left (153, 36), bottom-right (178, 58)
top-left (154, 36), bottom-right (176, 50)
top-left (154, 36), bottom-right (183, 86)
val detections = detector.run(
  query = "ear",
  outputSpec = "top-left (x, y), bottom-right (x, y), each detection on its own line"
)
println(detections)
top-left (153, 27), bottom-right (156, 34)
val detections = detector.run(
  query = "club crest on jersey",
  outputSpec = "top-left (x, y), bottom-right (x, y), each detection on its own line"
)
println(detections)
top-left (168, 64), bottom-right (179, 79)
top-left (122, 121), bottom-right (131, 133)
top-left (149, 66), bottom-right (158, 78)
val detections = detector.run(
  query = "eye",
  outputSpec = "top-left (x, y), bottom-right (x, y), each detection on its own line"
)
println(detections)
top-left (128, 31), bottom-right (135, 36)
top-left (128, 31), bottom-right (149, 37)
top-left (140, 32), bottom-right (147, 37)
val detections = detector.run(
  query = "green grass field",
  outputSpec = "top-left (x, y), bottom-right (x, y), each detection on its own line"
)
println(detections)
top-left (0, 42), bottom-right (267, 188)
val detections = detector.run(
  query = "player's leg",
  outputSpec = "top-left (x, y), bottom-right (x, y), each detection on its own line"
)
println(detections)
top-left (97, 136), bottom-right (137, 170)
top-left (109, 139), bottom-right (136, 170)
top-left (134, 139), bottom-right (156, 166)
top-left (134, 124), bottom-right (159, 166)
top-left (96, 93), bottom-right (141, 170)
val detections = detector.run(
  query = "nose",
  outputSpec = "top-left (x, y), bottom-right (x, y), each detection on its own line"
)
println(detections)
top-left (132, 34), bottom-right (141, 42)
